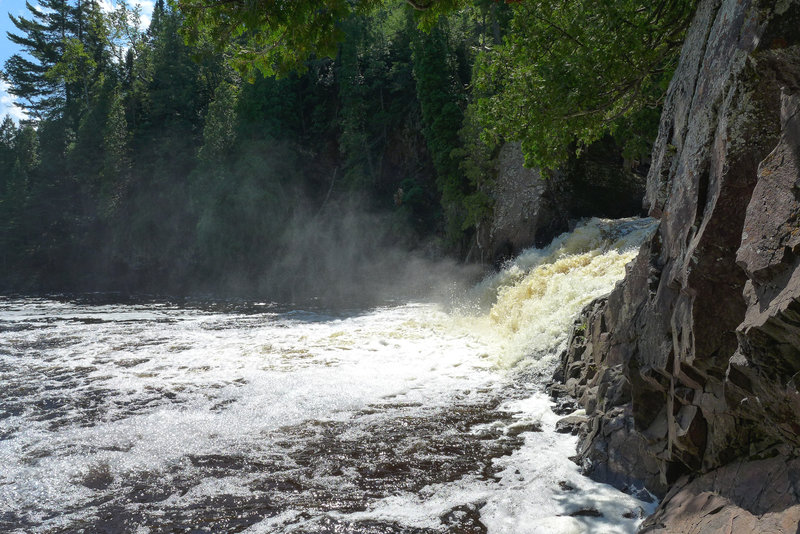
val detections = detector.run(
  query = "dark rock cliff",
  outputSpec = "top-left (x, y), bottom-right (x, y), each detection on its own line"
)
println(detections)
top-left (550, 0), bottom-right (800, 530)
top-left (482, 139), bottom-right (646, 266)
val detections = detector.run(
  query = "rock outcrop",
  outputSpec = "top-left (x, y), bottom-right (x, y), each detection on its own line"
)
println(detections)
top-left (640, 456), bottom-right (800, 533)
top-left (550, 0), bottom-right (800, 529)
top-left (484, 140), bottom-right (646, 266)
top-left (483, 143), bottom-right (569, 265)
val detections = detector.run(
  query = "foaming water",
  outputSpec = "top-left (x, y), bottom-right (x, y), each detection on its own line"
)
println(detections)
top-left (462, 217), bottom-right (656, 368)
top-left (0, 218), bottom-right (657, 533)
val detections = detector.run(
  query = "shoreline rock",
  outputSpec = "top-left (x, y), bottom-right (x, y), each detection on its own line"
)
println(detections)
top-left (549, 0), bottom-right (800, 529)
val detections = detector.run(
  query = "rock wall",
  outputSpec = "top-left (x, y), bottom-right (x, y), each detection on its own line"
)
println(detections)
top-left (483, 143), bottom-right (569, 266)
top-left (484, 140), bottom-right (646, 266)
top-left (550, 0), bottom-right (800, 528)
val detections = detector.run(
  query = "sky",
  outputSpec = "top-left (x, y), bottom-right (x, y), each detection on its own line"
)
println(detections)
top-left (0, 0), bottom-right (154, 121)
top-left (0, 0), bottom-right (27, 120)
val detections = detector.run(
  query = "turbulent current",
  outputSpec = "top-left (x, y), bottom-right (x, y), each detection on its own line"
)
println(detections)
top-left (1, 218), bottom-right (658, 534)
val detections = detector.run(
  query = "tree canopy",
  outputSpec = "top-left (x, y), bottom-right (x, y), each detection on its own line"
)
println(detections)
top-left (0, 0), bottom-right (697, 297)
top-left (177, 0), bottom-right (696, 168)
top-left (0, 0), bottom-right (488, 295)
top-left (177, 0), bottom-right (463, 76)
top-left (472, 0), bottom-right (696, 168)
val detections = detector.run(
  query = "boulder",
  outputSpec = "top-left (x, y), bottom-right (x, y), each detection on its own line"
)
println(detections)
top-left (640, 456), bottom-right (800, 533)
top-left (555, 414), bottom-right (589, 435)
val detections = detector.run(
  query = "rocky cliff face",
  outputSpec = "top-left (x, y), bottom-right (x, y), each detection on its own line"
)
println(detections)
top-left (481, 143), bottom-right (569, 266)
top-left (550, 0), bottom-right (800, 529)
top-left (483, 139), bottom-right (645, 266)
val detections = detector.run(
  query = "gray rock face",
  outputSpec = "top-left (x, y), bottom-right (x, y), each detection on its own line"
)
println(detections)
top-left (484, 143), bottom-right (568, 265)
top-left (482, 139), bottom-right (645, 266)
top-left (550, 0), bottom-right (800, 528)
top-left (640, 456), bottom-right (800, 533)
top-left (551, 298), bottom-right (667, 495)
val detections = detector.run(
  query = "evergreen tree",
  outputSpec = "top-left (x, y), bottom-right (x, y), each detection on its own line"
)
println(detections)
top-left (102, 85), bottom-right (131, 193)
top-left (411, 20), bottom-right (468, 246)
top-left (4, 0), bottom-right (74, 118)
top-left (4, 0), bottom-right (110, 125)
top-left (198, 80), bottom-right (238, 165)
top-left (0, 123), bottom-right (38, 280)
top-left (48, 0), bottom-right (110, 119)
top-left (0, 116), bottom-right (16, 177)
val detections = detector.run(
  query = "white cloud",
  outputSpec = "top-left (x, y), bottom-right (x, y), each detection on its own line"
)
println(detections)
top-left (137, 0), bottom-right (154, 28)
top-left (0, 78), bottom-right (27, 122)
top-left (100, 0), bottom-right (155, 29)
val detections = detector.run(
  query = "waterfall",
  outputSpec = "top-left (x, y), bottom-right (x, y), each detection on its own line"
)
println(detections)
top-left (0, 218), bottom-right (658, 534)
top-left (464, 217), bottom-right (656, 368)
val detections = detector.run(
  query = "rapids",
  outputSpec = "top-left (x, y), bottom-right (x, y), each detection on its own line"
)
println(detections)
top-left (0, 218), bottom-right (657, 533)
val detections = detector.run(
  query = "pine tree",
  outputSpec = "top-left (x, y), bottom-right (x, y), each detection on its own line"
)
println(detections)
top-left (4, 0), bottom-right (76, 118)
top-left (0, 116), bottom-right (16, 178)
top-left (198, 80), bottom-right (238, 165)
top-left (0, 123), bottom-right (38, 277)
top-left (103, 86), bottom-right (130, 182)
top-left (411, 21), bottom-right (468, 246)
top-left (4, 0), bottom-right (112, 127)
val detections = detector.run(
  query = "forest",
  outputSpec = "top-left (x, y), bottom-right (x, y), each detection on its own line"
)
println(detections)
top-left (0, 0), bottom-right (695, 300)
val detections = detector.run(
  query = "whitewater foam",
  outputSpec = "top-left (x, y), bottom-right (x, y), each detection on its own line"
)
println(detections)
top-left (0, 217), bottom-right (658, 533)
top-left (460, 217), bottom-right (656, 367)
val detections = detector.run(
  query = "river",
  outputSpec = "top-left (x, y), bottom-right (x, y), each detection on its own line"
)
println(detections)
top-left (0, 218), bottom-right (657, 534)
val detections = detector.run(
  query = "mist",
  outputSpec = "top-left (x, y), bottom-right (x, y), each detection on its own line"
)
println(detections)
top-left (247, 196), bottom-right (485, 308)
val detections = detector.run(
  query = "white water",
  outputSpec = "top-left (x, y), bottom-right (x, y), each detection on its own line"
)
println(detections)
top-left (0, 218), bottom-right (657, 533)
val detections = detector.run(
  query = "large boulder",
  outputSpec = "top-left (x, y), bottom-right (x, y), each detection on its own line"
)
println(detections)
top-left (640, 456), bottom-right (800, 533)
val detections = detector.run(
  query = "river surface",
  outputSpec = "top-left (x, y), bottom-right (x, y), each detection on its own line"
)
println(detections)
top-left (0, 218), bottom-right (657, 534)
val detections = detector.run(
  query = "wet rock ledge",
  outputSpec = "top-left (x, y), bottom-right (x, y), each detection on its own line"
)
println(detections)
top-left (549, 0), bottom-right (800, 531)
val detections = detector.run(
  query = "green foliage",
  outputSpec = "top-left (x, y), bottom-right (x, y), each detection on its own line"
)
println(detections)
top-left (0, 118), bottom-right (28, 248)
top-left (452, 104), bottom-right (495, 233)
top-left (179, 0), bottom-right (359, 77)
top-left (4, 0), bottom-right (76, 118)
top-left (472, 0), bottom-right (695, 169)
top-left (0, 116), bottom-right (16, 174)
top-left (411, 21), bottom-right (466, 244)
top-left (100, 84), bottom-right (131, 216)
top-left (192, 139), bottom-right (295, 279)
top-left (4, 0), bottom-right (114, 125)
top-left (47, 38), bottom-right (97, 88)
top-left (411, 22), bottom-right (463, 180)
top-left (177, 0), bottom-right (471, 77)
top-left (198, 80), bottom-right (239, 164)
top-left (336, 5), bottom-right (415, 190)
top-left (146, 3), bottom-right (204, 132)
top-left (235, 73), bottom-right (298, 139)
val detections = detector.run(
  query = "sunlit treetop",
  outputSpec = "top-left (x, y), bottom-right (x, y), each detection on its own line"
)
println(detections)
top-left (471, 0), bottom-right (697, 168)
top-left (176, 0), bottom-right (465, 77)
